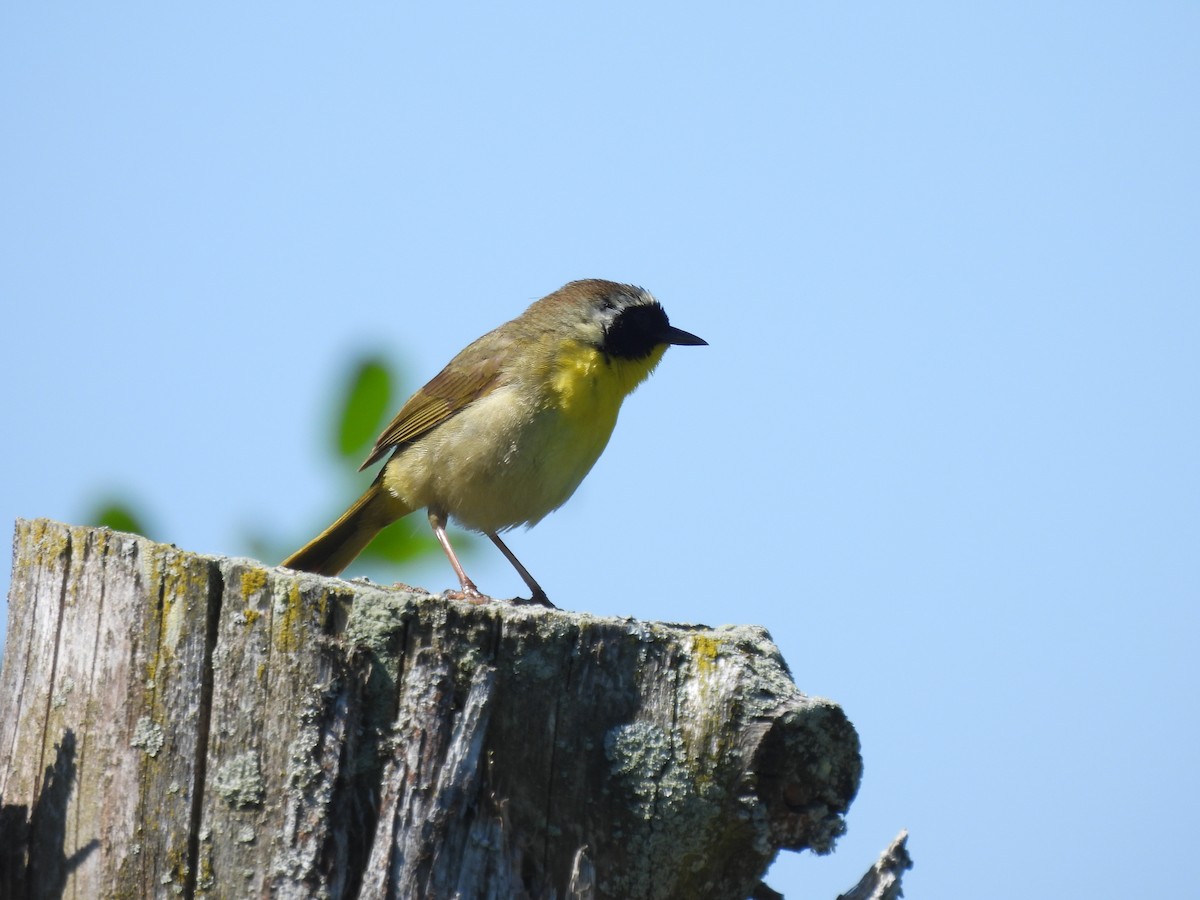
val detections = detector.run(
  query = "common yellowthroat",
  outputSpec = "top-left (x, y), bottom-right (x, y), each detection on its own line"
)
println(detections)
top-left (282, 278), bottom-right (705, 606)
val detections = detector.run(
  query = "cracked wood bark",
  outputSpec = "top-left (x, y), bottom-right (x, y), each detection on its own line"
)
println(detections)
top-left (0, 519), bottom-right (862, 899)
top-left (834, 830), bottom-right (911, 900)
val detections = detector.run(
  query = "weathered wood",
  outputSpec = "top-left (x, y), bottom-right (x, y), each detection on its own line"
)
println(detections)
top-left (835, 830), bottom-right (911, 900)
top-left (0, 519), bottom-right (863, 899)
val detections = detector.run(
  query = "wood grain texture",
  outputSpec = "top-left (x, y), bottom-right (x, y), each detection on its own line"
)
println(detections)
top-left (0, 519), bottom-right (862, 899)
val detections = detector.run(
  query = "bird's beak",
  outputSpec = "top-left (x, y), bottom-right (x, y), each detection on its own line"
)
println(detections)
top-left (663, 325), bottom-right (707, 346)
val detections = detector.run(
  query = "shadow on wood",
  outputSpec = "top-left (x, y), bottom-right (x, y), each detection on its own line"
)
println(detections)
top-left (0, 519), bottom-right (862, 899)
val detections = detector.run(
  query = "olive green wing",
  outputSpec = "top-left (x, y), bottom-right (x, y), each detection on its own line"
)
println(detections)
top-left (359, 337), bottom-right (512, 471)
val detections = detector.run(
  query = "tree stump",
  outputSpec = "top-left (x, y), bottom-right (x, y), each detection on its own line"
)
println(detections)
top-left (0, 519), bottom-right (863, 899)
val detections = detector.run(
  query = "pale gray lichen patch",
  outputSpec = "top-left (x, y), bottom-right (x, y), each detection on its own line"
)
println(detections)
top-left (606, 721), bottom-right (671, 820)
top-left (344, 585), bottom-right (419, 656)
top-left (52, 676), bottom-right (75, 709)
top-left (131, 716), bottom-right (164, 757)
top-left (214, 752), bottom-right (265, 809)
top-left (602, 717), bottom-right (735, 899)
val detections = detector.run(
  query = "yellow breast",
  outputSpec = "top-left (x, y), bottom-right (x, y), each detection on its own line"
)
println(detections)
top-left (548, 340), bottom-right (667, 425)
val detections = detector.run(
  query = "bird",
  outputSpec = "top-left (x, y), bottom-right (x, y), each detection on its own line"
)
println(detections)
top-left (281, 278), bottom-right (706, 606)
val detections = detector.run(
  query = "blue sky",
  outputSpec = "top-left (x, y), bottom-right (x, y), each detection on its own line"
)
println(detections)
top-left (3, 3), bottom-right (1197, 897)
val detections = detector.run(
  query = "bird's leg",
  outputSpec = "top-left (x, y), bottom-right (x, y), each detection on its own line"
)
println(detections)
top-left (487, 532), bottom-right (556, 608)
top-left (428, 509), bottom-right (487, 602)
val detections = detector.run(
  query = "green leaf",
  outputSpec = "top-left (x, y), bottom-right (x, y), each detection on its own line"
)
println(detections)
top-left (357, 521), bottom-right (476, 566)
top-left (359, 521), bottom-right (439, 565)
top-left (89, 500), bottom-right (151, 538)
top-left (336, 356), bottom-right (393, 460)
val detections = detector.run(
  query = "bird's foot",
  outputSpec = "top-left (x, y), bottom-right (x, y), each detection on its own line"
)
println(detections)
top-left (510, 592), bottom-right (557, 609)
top-left (443, 584), bottom-right (495, 605)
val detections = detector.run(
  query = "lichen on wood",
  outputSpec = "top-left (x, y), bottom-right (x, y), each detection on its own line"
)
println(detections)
top-left (0, 519), bottom-right (863, 899)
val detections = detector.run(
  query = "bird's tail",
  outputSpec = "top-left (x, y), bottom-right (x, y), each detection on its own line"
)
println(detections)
top-left (281, 479), bottom-right (413, 576)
